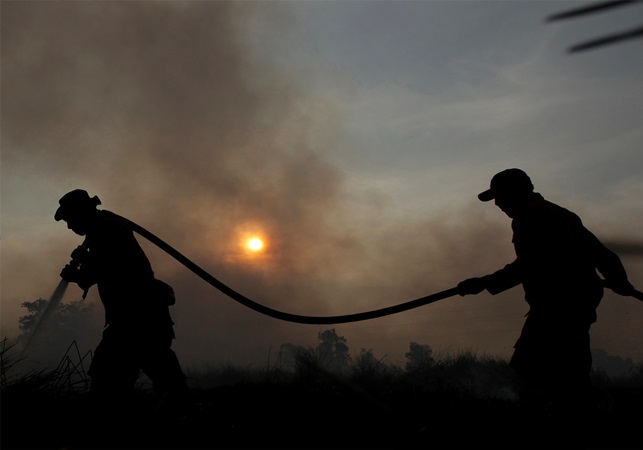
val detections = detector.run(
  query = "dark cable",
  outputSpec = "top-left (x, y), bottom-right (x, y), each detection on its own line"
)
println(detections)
top-left (104, 210), bottom-right (459, 324)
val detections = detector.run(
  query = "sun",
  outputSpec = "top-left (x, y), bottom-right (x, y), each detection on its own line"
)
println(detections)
top-left (246, 237), bottom-right (264, 252)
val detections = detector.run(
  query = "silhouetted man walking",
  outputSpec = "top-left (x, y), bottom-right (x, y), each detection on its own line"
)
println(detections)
top-left (457, 168), bottom-right (636, 412)
top-left (55, 189), bottom-right (188, 415)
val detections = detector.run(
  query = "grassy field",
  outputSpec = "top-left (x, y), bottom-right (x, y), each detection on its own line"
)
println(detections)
top-left (2, 339), bottom-right (642, 450)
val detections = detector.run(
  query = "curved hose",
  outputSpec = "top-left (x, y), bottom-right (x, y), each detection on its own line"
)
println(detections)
top-left (105, 210), bottom-right (458, 324)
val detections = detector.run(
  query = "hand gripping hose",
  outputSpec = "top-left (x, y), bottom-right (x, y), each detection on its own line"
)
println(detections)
top-left (104, 210), bottom-right (459, 324)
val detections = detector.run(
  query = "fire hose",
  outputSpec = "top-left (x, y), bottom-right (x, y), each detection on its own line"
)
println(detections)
top-left (104, 211), bottom-right (459, 324)
top-left (104, 210), bottom-right (643, 324)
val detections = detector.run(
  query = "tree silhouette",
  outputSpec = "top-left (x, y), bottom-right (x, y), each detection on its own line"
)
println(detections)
top-left (18, 298), bottom-right (50, 335)
top-left (315, 329), bottom-right (351, 373)
top-left (405, 342), bottom-right (433, 373)
top-left (16, 297), bottom-right (98, 368)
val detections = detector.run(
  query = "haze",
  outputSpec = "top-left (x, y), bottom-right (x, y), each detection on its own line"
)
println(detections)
top-left (2, 1), bottom-right (642, 371)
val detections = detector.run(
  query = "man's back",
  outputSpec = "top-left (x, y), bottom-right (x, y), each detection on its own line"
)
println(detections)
top-left (85, 211), bottom-right (157, 326)
top-left (511, 193), bottom-right (604, 313)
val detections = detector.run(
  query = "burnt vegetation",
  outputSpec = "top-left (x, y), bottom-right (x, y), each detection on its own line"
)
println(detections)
top-left (2, 327), bottom-right (643, 450)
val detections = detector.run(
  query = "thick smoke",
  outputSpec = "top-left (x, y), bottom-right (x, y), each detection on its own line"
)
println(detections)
top-left (1, 1), bottom-right (387, 366)
top-left (3, 2), bottom-right (641, 370)
top-left (2, 1), bottom-right (356, 364)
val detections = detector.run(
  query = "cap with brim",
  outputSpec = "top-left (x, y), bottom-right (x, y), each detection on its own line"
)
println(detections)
top-left (478, 168), bottom-right (533, 202)
top-left (478, 188), bottom-right (496, 202)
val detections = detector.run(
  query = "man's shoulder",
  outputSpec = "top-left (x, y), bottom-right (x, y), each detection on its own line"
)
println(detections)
top-left (530, 196), bottom-right (582, 224)
top-left (96, 210), bottom-right (132, 233)
top-left (531, 194), bottom-right (570, 212)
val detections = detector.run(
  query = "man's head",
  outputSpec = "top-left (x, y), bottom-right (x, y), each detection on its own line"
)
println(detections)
top-left (478, 168), bottom-right (534, 218)
top-left (55, 189), bottom-right (101, 235)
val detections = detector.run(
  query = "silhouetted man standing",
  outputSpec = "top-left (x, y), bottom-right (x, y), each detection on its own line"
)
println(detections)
top-left (55, 189), bottom-right (188, 415)
top-left (457, 168), bottom-right (636, 412)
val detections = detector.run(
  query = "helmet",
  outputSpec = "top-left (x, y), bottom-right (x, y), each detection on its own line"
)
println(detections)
top-left (54, 189), bottom-right (101, 221)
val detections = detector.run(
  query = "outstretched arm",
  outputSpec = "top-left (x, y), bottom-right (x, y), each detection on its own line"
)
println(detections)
top-left (457, 261), bottom-right (522, 296)
top-left (602, 279), bottom-right (643, 302)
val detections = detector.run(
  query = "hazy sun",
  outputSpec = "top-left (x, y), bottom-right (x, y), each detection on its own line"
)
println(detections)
top-left (246, 237), bottom-right (264, 252)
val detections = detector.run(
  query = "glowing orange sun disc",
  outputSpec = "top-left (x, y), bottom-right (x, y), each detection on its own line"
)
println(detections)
top-left (246, 237), bottom-right (264, 252)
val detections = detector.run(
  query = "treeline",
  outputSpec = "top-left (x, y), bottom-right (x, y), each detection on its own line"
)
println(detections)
top-left (9, 296), bottom-right (643, 386)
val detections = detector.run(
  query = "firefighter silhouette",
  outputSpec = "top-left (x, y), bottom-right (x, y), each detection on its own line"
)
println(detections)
top-left (457, 169), bottom-right (636, 411)
top-left (55, 189), bottom-right (188, 413)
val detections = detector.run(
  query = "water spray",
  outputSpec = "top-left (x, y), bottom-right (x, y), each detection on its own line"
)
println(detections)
top-left (19, 243), bottom-right (90, 357)
top-left (19, 279), bottom-right (69, 357)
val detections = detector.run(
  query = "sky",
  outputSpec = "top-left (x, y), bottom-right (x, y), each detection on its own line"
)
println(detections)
top-left (2, 0), bottom-right (643, 372)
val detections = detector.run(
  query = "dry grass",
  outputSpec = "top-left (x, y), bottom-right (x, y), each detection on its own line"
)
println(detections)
top-left (2, 338), bottom-right (642, 449)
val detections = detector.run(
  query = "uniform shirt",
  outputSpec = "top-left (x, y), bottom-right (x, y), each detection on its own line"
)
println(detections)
top-left (78, 210), bottom-right (165, 329)
top-left (485, 193), bottom-right (629, 323)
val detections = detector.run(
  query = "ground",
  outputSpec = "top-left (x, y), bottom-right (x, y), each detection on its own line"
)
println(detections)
top-left (2, 382), bottom-right (642, 449)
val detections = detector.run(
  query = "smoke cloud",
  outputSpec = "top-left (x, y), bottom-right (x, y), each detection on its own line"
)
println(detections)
top-left (3, 1), bottom-right (642, 371)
